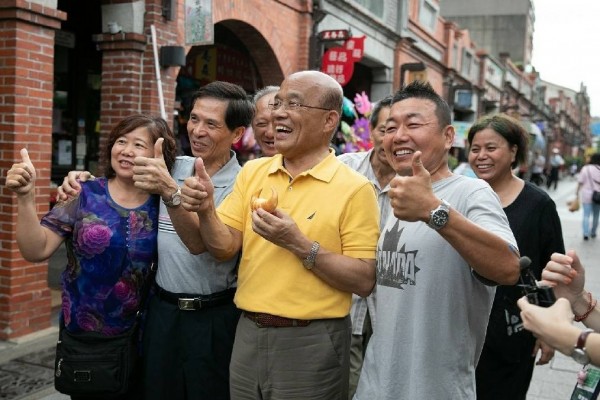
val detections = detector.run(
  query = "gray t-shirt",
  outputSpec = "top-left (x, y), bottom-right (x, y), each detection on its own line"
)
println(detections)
top-left (355, 174), bottom-right (516, 400)
top-left (156, 153), bottom-right (241, 294)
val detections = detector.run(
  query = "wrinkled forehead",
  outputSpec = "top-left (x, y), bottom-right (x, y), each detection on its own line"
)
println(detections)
top-left (278, 75), bottom-right (323, 100)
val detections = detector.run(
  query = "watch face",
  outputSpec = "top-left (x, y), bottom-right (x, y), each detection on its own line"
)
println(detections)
top-left (432, 210), bottom-right (449, 228)
top-left (572, 349), bottom-right (590, 365)
top-left (171, 193), bottom-right (181, 206)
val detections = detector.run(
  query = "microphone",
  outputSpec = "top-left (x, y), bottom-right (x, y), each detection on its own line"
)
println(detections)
top-left (519, 256), bottom-right (532, 272)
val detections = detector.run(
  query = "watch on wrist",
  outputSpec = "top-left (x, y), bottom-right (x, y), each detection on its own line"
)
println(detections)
top-left (302, 241), bottom-right (320, 270)
top-left (163, 187), bottom-right (181, 208)
top-left (428, 199), bottom-right (450, 230)
top-left (572, 328), bottom-right (594, 365)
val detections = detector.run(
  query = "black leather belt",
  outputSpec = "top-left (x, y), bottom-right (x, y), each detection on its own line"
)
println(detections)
top-left (154, 285), bottom-right (235, 311)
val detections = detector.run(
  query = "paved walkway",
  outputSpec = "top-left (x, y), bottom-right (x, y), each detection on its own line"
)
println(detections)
top-left (0, 176), bottom-right (595, 399)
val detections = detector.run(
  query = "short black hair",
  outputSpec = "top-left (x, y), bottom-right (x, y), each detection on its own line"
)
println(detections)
top-left (467, 113), bottom-right (529, 168)
top-left (369, 95), bottom-right (393, 129)
top-left (392, 81), bottom-right (451, 128)
top-left (190, 81), bottom-right (254, 131)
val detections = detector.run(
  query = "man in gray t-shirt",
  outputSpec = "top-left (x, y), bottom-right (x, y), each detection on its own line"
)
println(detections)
top-left (354, 81), bottom-right (520, 400)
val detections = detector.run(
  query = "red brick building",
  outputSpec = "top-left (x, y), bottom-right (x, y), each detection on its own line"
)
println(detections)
top-left (0, 0), bottom-right (310, 339)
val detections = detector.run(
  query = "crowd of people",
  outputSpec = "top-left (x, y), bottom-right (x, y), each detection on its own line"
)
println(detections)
top-left (6, 71), bottom-right (600, 400)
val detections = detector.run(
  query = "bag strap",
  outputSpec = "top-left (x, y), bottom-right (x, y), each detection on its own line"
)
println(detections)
top-left (136, 262), bottom-right (157, 322)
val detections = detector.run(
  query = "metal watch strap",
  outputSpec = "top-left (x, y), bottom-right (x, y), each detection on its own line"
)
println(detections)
top-left (163, 186), bottom-right (181, 208)
top-left (303, 241), bottom-right (320, 270)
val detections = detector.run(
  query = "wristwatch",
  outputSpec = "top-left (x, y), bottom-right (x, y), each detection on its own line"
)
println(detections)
top-left (428, 200), bottom-right (450, 230)
top-left (572, 328), bottom-right (594, 365)
top-left (302, 241), bottom-right (320, 270)
top-left (163, 187), bottom-right (181, 208)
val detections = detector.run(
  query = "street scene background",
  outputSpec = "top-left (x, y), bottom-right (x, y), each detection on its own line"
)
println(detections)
top-left (0, 175), bottom-right (596, 400)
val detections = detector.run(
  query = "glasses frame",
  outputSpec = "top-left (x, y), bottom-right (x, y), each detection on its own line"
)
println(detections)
top-left (268, 99), bottom-right (331, 112)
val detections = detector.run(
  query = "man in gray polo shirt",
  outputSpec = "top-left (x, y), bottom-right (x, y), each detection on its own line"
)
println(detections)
top-left (132, 82), bottom-right (253, 400)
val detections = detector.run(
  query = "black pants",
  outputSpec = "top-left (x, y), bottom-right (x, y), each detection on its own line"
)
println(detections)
top-left (546, 167), bottom-right (560, 190)
top-left (142, 293), bottom-right (241, 400)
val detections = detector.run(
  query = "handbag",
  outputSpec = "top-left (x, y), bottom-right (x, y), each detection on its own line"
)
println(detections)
top-left (54, 321), bottom-right (139, 396)
top-left (54, 263), bottom-right (156, 396)
top-left (593, 190), bottom-right (600, 205)
top-left (568, 196), bottom-right (580, 212)
top-left (591, 166), bottom-right (600, 204)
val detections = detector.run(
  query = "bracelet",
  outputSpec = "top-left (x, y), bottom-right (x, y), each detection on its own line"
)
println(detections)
top-left (574, 292), bottom-right (597, 322)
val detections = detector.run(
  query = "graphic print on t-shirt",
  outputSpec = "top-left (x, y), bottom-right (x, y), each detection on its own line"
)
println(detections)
top-left (377, 219), bottom-right (419, 289)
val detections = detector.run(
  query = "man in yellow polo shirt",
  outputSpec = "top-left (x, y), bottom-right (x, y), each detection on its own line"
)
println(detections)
top-left (179, 70), bottom-right (380, 399)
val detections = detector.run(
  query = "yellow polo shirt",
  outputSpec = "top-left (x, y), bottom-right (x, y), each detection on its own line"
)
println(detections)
top-left (218, 150), bottom-right (379, 319)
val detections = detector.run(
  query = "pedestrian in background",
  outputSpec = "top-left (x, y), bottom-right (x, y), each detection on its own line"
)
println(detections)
top-left (179, 70), bottom-right (380, 399)
top-left (576, 153), bottom-right (600, 240)
top-left (546, 148), bottom-right (565, 190)
top-left (467, 113), bottom-right (564, 400)
top-left (6, 114), bottom-right (177, 399)
top-left (355, 81), bottom-right (520, 399)
top-left (337, 96), bottom-right (395, 399)
top-left (530, 149), bottom-right (546, 186)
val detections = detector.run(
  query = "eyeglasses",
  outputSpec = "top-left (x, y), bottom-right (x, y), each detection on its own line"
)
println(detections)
top-left (268, 99), bottom-right (331, 112)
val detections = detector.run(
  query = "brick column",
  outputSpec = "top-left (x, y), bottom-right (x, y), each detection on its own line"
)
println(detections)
top-left (93, 32), bottom-right (147, 169)
top-left (0, 0), bottom-right (66, 339)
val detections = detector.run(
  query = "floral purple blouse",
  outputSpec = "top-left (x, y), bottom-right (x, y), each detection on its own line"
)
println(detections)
top-left (41, 178), bottom-right (158, 335)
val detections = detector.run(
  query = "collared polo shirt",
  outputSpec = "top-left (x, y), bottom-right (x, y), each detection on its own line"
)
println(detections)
top-left (156, 152), bottom-right (241, 294)
top-left (218, 150), bottom-right (379, 319)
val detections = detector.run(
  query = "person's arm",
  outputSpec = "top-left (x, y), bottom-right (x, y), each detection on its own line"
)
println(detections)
top-left (252, 207), bottom-right (376, 297)
top-left (518, 297), bottom-right (600, 366)
top-left (388, 152), bottom-right (520, 285)
top-left (6, 149), bottom-right (64, 261)
top-left (180, 157), bottom-right (241, 260)
top-left (132, 140), bottom-right (209, 255)
top-left (538, 250), bottom-right (600, 330)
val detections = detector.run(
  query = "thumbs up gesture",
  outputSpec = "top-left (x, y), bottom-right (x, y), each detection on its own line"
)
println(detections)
top-left (133, 138), bottom-right (175, 197)
top-left (181, 157), bottom-right (214, 213)
top-left (388, 151), bottom-right (438, 222)
top-left (6, 148), bottom-right (37, 196)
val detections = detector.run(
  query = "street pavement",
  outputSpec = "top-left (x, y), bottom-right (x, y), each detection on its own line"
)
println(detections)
top-left (0, 176), bottom-right (596, 399)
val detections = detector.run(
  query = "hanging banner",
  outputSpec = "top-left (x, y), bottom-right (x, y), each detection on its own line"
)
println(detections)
top-left (321, 46), bottom-right (354, 86)
top-left (321, 36), bottom-right (365, 86)
top-left (185, 0), bottom-right (214, 46)
top-left (345, 36), bottom-right (365, 61)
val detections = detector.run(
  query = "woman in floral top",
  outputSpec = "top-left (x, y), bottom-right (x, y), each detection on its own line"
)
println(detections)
top-left (6, 115), bottom-right (176, 335)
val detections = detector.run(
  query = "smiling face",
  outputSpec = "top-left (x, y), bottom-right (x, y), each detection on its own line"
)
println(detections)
top-left (272, 73), bottom-right (339, 160)
top-left (370, 105), bottom-right (391, 166)
top-left (468, 127), bottom-right (517, 186)
top-left (110, 127), bottom-right (154, 180)
top-left (252, 93), bottom-right (277, 156)
top-left (383, 98), bottom-right (454, 180)
top-left (187, 97), bottom-right (242, 171)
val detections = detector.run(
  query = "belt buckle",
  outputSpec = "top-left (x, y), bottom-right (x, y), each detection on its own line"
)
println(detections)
top-left (178, 298), bottom-right (198, 311)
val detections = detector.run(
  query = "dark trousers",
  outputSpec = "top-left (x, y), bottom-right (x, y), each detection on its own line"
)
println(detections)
top-left (546, 166), bottom-right (560, 190)
top-left (475, 342), bottom-right (535, 400)
top-left (142, 293), bottom-right (241, 400)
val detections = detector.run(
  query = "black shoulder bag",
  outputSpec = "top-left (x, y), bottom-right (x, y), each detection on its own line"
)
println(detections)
top-left (54, 263), bottom-right (156, 397)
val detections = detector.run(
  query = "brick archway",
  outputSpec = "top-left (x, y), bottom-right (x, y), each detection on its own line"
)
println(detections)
top-left (218, 19), bottom-right (284, 87)
top-left (213, 0), bottom-right (311, 80)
